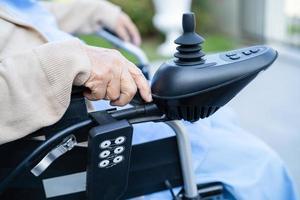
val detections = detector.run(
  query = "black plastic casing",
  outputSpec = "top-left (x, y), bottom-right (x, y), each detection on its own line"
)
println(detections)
top-left (87, 120), bottom-right (133, 200)
top-left (151, 46), bottom-right (278, 121)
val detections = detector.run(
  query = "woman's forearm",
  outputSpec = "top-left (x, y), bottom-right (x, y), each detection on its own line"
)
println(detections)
top-left (0, 38), bottom-right (91, 144)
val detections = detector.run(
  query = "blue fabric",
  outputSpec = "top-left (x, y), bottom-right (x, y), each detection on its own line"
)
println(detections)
top-left (93, 101), bottom-right (299, 200)
top-left (0, 0), bottom-right (71, 41)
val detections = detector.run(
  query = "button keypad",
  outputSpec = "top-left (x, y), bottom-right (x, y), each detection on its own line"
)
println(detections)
top-left (98, 136), bottom-right (127, 168)
top-left (222, 47), bottom-right (264, 62)
top-left (87, 120), bottom-right (133, 199)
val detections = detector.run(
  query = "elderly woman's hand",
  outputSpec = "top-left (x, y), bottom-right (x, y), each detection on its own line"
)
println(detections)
top-left (114, 12), bottom-right (141, 46)
top-left (83, 46), bottom-right (151, 106)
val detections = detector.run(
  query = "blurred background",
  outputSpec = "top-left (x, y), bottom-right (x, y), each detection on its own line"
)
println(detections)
top-left (80, 0), bottom-right (300, 193)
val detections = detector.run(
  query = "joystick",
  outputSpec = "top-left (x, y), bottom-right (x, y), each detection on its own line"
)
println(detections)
top-left (151, 12), bottom-right (278, 122)
top-left (174, 13), bottom-right (205, 65)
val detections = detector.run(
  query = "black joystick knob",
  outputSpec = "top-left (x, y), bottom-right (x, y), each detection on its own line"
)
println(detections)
top-left (174, 13), bottom-right (205, 65)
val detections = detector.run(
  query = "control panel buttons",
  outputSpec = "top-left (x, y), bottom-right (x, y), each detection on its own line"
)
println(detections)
top-left (99, 160), bottom-right (110, 168)
top-left (100, 140), bottom-right (111, 149)
top-left (226, 52), bottom-right (237, 57)
top-left (99, 150), bottom-right (111, 158)
top-left (113, 156), bottom-right (124, 164)
top-left (250, 48), bottom-right (260, 53)
top-left (242, 50), bottom-right (252, 55)
top-left (229, 55), bottom-right (240, 60)
top-left (98, 136), bottom-right (127, 168)
top-left (222, 47), bottom-right (265, 62)
top-left (114, 146), bottom-right (125, 154)
top-left (115, 136), bottom-right (126, 145)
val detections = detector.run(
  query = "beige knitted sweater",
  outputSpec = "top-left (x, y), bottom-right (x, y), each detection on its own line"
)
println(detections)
top-left (0, 0), bottom-right (121, 144)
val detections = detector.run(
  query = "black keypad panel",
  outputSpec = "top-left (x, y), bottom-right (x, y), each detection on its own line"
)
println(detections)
top-left (87, 120), bottom-right (133, 200)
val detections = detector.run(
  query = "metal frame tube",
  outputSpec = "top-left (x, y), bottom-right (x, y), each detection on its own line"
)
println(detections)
top-left (166, 121), bottom-right (198, 198)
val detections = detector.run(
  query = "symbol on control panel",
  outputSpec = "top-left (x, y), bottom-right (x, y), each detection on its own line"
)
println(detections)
top-left (100, 140), bottom-right (111, 149)
top-left (250, 48), bottom-right (260, 53)
top-left (242, 51), bottom-right (251, 55)
top-left (114, 146), bottom-right (125, 154)
top-left (115, 136), bottom-right (126, 145)
top-left (230, 55), bottom-right (240, 60)
top-left (226, 52), bottom-right (237, 57)
top-left (99, 160), bottom-right (110, 168)
top-left (113, 156), bottom-right (124, 164)
top-left (99, 150), bottom-right (111, 158)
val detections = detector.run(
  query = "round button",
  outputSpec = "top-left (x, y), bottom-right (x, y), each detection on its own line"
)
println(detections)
top-left (229, 55), bottom-right (240, 60)
top-left (114, 146), bottom-right (125, 154)
top-left (99, 160), bottom-right (110, 168)
top-left (115, 136), bottom-right (126, 145)
top-left (226, 52), bottom-right (237, 57)
top-left (113, 155), bottom-right (124, 164)
top-left (250, 48), bottom-right (260, 53)
top-left (100, 140), bottom-right (111, 149)
top-left (242, 51), bottom-right (252, 55)
top-left (99, 150), bottom-right (111, 158)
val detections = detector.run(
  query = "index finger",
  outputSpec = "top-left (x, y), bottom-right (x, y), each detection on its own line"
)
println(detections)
top-left (128, 64), bottom-right (152, 102)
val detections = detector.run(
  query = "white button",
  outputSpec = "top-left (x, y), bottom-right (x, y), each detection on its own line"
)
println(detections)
top-left (114, 146), bottom-right (124, 154)
top-left (99, 160), bottom-right (110, 168)
top-left (100, 140), bottom-right (111, 149)
top-left (115, 136), bottom-right (126, 145)
top-left (113, 156), bottom-right (124, 164)
top-left (99, 150), bottom-right (110, 158)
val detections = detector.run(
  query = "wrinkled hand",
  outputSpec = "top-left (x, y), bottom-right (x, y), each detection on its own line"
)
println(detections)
top-left (83, 46), bottom-right (152, 106)
top-left (114, 12), bottom-right (141, 46)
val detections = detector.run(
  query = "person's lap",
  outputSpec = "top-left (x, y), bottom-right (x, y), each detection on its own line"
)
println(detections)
top-left (93, 101), bottom-right (299, 200)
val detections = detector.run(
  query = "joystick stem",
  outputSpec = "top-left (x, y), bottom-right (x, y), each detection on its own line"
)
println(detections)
top-left (174, 13), bottom-right (206, 65)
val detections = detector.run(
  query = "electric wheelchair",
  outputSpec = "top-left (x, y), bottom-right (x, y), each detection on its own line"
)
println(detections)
top-left (0, 13), bottom-right (278, 200)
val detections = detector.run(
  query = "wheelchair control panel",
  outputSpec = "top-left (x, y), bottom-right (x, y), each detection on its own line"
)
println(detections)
top-left (87, 120), bottom-right (133, 200)
top-left (151, 14), bottom-right (277, 122)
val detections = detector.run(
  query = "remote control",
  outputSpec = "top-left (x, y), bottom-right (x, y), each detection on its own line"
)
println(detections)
top-left (87, 120), bottom-right (133, 200)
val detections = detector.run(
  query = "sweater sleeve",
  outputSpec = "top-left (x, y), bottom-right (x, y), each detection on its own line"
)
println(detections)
top-left (0, 38), bottom-right (91, 144)
top-left (41, 0), bottom-right (122, 34)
